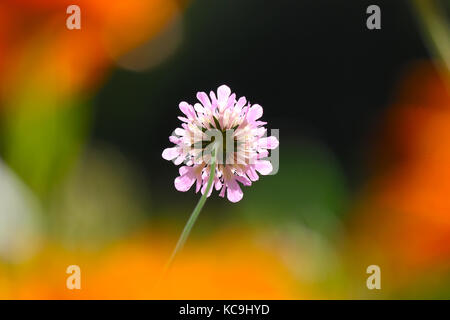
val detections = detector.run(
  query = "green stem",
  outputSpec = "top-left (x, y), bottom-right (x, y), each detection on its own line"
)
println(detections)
top-left (166, 149), bottom-right (217, 270)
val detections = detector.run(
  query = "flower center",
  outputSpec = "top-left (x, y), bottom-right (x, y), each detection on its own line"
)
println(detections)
top-left (202, 128), bottom-right (239, 164)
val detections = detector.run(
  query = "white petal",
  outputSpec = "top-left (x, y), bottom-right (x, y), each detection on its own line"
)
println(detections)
top-left (162, 147), bottom-right (179, 160)
top-left (174, 128), bottom-right (186, 136)
top-left (194, 103), bottom-right (205, 114)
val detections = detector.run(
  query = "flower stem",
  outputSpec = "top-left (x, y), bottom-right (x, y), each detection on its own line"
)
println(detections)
top-left (165, 149), bottom-right (217, 270)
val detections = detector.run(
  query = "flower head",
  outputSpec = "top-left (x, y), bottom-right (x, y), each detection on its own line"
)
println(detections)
top-left (163, 85), bottom-right (279, 202)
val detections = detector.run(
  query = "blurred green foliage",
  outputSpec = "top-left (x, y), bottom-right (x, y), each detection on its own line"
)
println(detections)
top-left (1, 93), bottom-right (91, 202)
top-left (242, 140), bottom-right (349, 237)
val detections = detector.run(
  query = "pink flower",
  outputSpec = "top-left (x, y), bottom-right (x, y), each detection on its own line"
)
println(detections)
top-left (162, 85), bottom-right (279, 202)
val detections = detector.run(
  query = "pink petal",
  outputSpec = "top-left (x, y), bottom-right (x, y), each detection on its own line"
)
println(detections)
top-left (194, 103), bottom-right (205, 114)
top-left (226, 179), bottom-right (243, 203)
top-left (195, 177), bottom-right (202, 193)
top-left (174, 172), bottom-right (196, 192)
top-left (257, 150), bottom-right (269, 159)
top-left (178, 116), bottom-right (189, 122)
top-left (201, 179), bottom-right (214, 197)
top-left (219, 185), bottom-right (226, 198)
top-left (209, 91), bottom-right (217, 108)
top-left (197, 92), bottom-right (212, 109)
top-left (217, 85), bottom-right (231, 108)
top-left (179, 166), bottom-right (190, 175)
top-left (246, 167), bottom-right (259, 181)
top-left (215, 178), bottom-right (222, 190)
top-left (226, 93), bottom-right (236, 108)
top-left (239, 106), bottom-right (248, 117)
top-left (235, 96), bottom-right (247, 110)
top-left (169, 136), bottom-right (181, 144)
top-left (258, 136), bottom-right (279, 149)
top-left (256, 127), bottom-right (267, 137)
top-left (162, 147), bottom-right (180, 160)
top-left (236, 175), bottom-right (252, 186)
top-left (179, 102), bottom-right (197, 120)
top-left (174, 128), bottom-right (186, 136)
top-left (255, 160), bottom-right (273, 175)
top-left (174, 155), bottom-right (185, 165)
top-left (247, 104), bottom-right (263, 122)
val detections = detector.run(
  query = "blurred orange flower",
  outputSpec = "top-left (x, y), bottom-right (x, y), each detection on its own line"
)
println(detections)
top-left (349, 63), bottom-right (450, 287)
top-left (0, 228), bottom-right (300, 299)
top-left (0, 0), bottom-right (186, 105)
